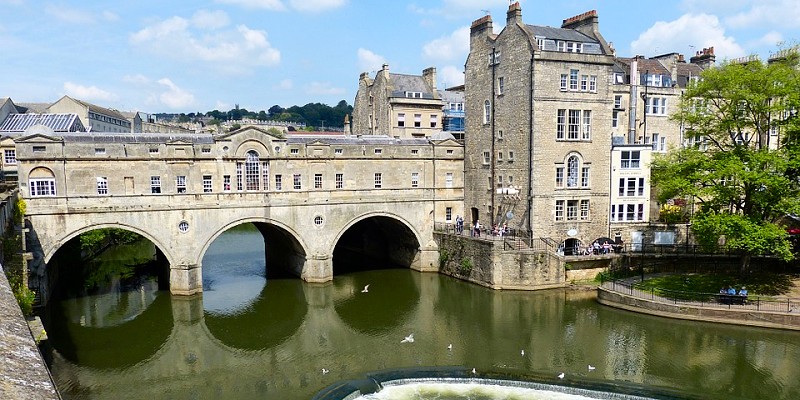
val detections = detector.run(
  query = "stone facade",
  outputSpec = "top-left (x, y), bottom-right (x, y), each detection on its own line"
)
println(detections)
top-left (465, 4), bottom-right (615, 253)
top-left (352, 64), bottom-right (444, 138)
top-left (17, 125), bottom-right (464, 295)
top-left (47, 95), bottom-right (132, 133)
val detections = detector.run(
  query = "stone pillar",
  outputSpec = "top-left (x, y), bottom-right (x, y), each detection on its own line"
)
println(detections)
top-left (170, 263), bottom-right (203, 295)
top-left (301, 254), bottom-right (333, 283)
top-left (412, 246), bottom-right (440, 273)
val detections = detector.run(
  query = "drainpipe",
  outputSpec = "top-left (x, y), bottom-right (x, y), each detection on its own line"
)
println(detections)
top-left (527, 55), bottom-right (535, 235)
top-left (628, 57), bottom-right (639, 144)
top-left (490, 47), bottom-right (496, 224)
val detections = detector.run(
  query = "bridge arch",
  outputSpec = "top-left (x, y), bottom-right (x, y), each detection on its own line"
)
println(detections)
top-left (197, 217), bottom-right (310, 277)
top-left (331, 212), bottom-right (424, 273)
top-left (42, 222), bottom-right (176, 266)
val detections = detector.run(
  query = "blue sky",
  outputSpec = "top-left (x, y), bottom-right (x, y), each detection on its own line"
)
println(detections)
top-left (1, 0), bottom-right (798, 114)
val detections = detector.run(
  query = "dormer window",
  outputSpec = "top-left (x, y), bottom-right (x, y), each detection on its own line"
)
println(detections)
top-left (405, 91), bottom-right (422, 98)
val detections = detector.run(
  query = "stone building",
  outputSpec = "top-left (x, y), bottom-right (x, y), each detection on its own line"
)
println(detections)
top-left (465, 3), bottom-right (615, 253)
top-left (352, 64), bottom-right (444, 138)
top-left (47, 95), bottom-right (132, 133)
top-left (440, 86), bottom-right (465, 140)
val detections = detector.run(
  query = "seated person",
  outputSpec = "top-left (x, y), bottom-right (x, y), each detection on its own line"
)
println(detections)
top-left (720, 287), bottom-right (727, 294)
top-left (727, 287), bottom-right (737, 295)
top-left (738, 287), bottom-right (748, 297)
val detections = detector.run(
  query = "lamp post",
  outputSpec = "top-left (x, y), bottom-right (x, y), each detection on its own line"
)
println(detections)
top-left (685, 223), bottom-right (692, 253)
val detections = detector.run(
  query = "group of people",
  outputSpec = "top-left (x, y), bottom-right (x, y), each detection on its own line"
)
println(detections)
top-left (582, 240), bottom-right (615, 255)
top-left (720, 286), bottom-right (748, 297)
top-left (453, 216), bottom-right (510, 238)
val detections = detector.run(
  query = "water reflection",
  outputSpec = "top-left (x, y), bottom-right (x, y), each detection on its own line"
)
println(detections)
top-left (42, 228), bottom-right (800, 400)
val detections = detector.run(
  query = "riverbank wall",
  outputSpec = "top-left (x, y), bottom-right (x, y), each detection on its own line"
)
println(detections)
top-left (597, 284), bottom-right (800, 331)
top-left (0, 263), bottom-right (60, 399)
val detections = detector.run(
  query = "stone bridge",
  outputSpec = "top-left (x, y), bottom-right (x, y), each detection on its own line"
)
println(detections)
top-left (16, 126), bottom-right (464, 298)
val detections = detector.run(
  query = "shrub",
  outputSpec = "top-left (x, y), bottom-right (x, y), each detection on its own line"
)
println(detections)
top-left (458, 258), bottom-right (473, 275)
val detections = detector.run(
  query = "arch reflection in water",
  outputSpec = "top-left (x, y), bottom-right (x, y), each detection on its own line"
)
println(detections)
top-left (333, 269), bottom-right (420, 335)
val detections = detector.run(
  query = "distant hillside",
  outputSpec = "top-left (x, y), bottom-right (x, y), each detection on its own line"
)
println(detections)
top-left (154, 100), bottom-right (353, 129)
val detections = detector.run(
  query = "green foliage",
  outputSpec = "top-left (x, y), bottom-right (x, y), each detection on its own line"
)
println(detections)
top-left (13, 198), bottom-right (26, 224)
top-left (266, 127), bottom-right (284, 138)
top-left (458, 257), bottom-right (473, 275)
top-left (228, 123), bottom-right (242, 132)
top-left (659, 204), bottom-right (684, 224)
top-left (79, 228), bottom-right (143, 254)
top-left (438, 250), bottom-right (449, 268)
top-left (652, 48), bottom-right (800, 271)
top-left (8, 274), bottom-right (35, 316)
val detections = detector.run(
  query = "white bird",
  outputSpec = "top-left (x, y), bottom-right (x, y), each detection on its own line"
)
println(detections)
top-left (322, 368), bottom-right (329, 375)
top-left (401, 333), bottom-right (414, 343)
top-left (447, 343), bottom-right (453, 351)
top-left (588, 365), bottom-right (596, 371)
top-left (471, 368), bottom-right (476, 374)
top-left (361, 284), bottom-right (370, 293)
top-left (521, 350), bottom-right (525, 356)
top-left (557, 372), bottom-right (565, 379)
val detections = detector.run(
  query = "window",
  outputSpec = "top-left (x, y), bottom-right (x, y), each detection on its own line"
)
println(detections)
top-left (483, 100), bottom-right (491, 124)
top-left (646, 97), bottom-right (667, 115)
top-left (374, 148), bottom-right (382, 155)
top-left (568, 110), bottom-right (580, 139)
top-left (203, 175), bottom-right (212, 193)
top-left (32, 146), bottom-right (46, 152)
top-left (555, 167), bottom-right (564, 187)
top-left (314, 173), bottom-right (323, 189)
top-left (557, 41), bottom-right (566, 52)
top-left (151, 176), bottom-right (161, 194)
top-left (569, 69), bottom-right (578, 91)
top-left (555, 200), bottom-right (565, 221)
top-left (619, 177), bottom-right (646, 197)
top-left (447, 149), bottom-right (454, 155)
top-left (652, 133), bottom-right (666, 152)
top-left (223, 175), bottom-right (231, 191)
top-left (275, 174), bottom-right (282, 191)
top-left (96, 177), bottom-right (108, 195)
top-left (176, 176), bottom-right (187, 193)
top-left (614, 95), bottom-right (623, 109)
top-left (611, 204), bottom-right (645, 222)
top-left (589, 75), bottom-right (597, 92)
top-left (508, 151), bottom-right (514, 161)
top-left (290, 148), bottom-right (299, 155)
top-left (411, 172), bottom-right (419, 188)
top-left (202, 147), bottom-right (211, 154)
top-left (580, 200), bottom-right (590, 220)
top-left (293, 174), bottom-right (302, 190)
top-left (374, 173), bottom-right (382, 188)
top-left (566, 156), bottom-right (579, 187)
top-left (498, 151), bottom-right (503, 162)
top-left (497, 130), bottom-right (503, 140)
top-left (445, 172), bottom-right (453, 188)
top-left (582, 110), bottom-right (592, 140)
top-left (482, 151), bottom-right (490, 165)
top-left (398, 113), bottom-right (405, 127)
top-left (580, 75), bottom-right (588, 91)
top-left (430, 114), bottom-right (438, 128)
top-left (335, 173), bottom-right (343, 189)
top-left (149, 148), bottom-right (159, 154)
top-left (560, 74), bottom-right (568, 91)
top-left (557, 110), bottom-right (566, 139)
top-left (245, 150), bottom-right (260, 191)
top-left (4, 150), bottom-right (16, 164)
top-left (489, 50), bottom-right (501, 65)
top-left (612, 111), bottom-right (619, 128)
top-left (497, 77), bottom-right (504, 95)
top-left (566, 200), bottom-right (578, 220)
top-left (30, 178), bottom-right (56, 196)
top-left (621, 151), bottom-right (641, 169)
top-left (334, 148), bottom-right (343, 155)
top-left (414, 114), bottom-right (422, 128)
top-left (446, 207), bottom-right (452, 222)
top-left (411, 149), bottom-right (419, 155)
top-left (581, 166), bottom-right (590, 187)
top-left (95, 148), bottom-right (106, 155)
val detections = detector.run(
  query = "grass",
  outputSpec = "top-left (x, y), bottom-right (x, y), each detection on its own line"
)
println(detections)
top-left (634, 272), bottom-right (798, 300)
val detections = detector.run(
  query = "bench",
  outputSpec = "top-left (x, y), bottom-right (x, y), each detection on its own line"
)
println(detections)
top-left (718, 294), bottom-right (747, 305)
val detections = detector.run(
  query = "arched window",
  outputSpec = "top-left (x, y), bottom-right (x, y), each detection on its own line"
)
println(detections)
top-left (245, 150), bottom-right (260, 191)
top-left (29, 167), bottom-right (56, 197)
top-left (566, 155), bottom-right (579, 187)
top-left (483, 100), bottom-right (491, 124)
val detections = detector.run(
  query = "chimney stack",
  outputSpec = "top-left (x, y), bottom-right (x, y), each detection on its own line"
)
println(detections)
top-left (690, 47), bottom-right (716, 69)
top-left (506, 2), bottom-right (522, 25)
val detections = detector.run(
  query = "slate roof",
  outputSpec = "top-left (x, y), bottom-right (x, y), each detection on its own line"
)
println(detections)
top-left (54, 131), bottom-right (215, 144)
top-left (288, 134), bottom-right (430, 146)
top-left (527, 25), bottom-right (597, 43)
top-left (389, 73), bottom-right (435, 98)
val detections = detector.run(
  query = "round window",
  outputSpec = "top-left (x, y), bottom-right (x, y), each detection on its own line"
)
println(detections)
top-left (314, 216), bottom-right (324, 226)
top-left (178, 220), bottom-right (189, 233)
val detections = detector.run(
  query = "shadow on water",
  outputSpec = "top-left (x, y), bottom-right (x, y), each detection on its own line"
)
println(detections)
top-left (333, 269), bottom-right (420, 335)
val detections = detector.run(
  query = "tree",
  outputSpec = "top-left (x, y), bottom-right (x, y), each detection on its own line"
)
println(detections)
top-left (652, 51), bottom-right (800, 273)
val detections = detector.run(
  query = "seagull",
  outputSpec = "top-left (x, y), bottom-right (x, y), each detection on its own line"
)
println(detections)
top-left (557, 372), bottom-right (565, 379)
top-left (588, 365), bottom-right (596, 371)
top-left (361, 284), bottom-right (370, 293)
top-left (447, 343), bottom-right (453, 351)
top-left (401, 333), bottom-right (414, 343)
top-left (471, 368), bottom-right (477, 374)
top-left (322, 368), bottom-right (329, 375)
top-left (521, 350), bottom-right (525, 356)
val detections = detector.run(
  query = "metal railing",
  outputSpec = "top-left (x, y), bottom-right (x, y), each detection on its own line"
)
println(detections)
top-left (602, 279), bottom-right (800, 313)
top-left (434, 223), bottom-right (555, 252)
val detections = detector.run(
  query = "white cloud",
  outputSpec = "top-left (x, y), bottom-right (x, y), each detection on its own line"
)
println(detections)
top-left (275, 79), bottom-right (293, 90)
top-left (439, 65), bottom-right (464, 88)
top-left (63, 82), bottom-right (118, 102)
top-left (130, 16), bottom-right (280, 73)
top-left (631, 14), bottom-right (745, 60)
top-left (749, 31), bottom-right (784, 48)
top-left (724, 0), bottom-right (800, 29)
top-left (423, 27), bottom-right (470, 63)
top-left (305, 82), bottom-right (346, 96)
top-left (215, 0), bottom-right (286, 10)
top-left (357, 48), bottom-right (387, 74)
top-left (289, 0), bottom-right (346, 12)
top-left (157, 79), bottom-right (195, 109)
top-left (191, 10), bottom-right (230, 29)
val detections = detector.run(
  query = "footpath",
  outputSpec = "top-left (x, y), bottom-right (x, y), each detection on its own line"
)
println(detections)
top-left (0, 264), bottom-right (60, 400)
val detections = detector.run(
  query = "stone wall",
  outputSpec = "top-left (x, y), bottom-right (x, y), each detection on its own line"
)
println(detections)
top-left (434, 233), bottom-right (567, 290)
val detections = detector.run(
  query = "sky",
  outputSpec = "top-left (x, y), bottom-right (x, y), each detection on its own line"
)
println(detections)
top-left (1, 0), bottom-right (799, 115)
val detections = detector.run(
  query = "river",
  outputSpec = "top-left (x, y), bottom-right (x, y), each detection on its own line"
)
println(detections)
top-left (41, 224), bottom-right (800, 400)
